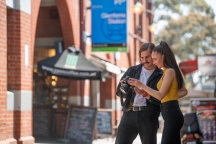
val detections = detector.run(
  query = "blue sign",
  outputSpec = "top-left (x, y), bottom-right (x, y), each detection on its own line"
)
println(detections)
top-left (91, 0), bottom-right (127, 52)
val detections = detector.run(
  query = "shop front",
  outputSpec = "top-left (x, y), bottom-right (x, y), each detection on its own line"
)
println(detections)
top-left (33, 46), bottom-right (103, 139)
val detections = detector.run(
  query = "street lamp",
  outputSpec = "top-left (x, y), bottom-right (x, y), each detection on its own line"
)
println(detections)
top-left (133, 1), bottom-right (154, 15)
top-left (133, 0), bottom-right (156, 32)
top-left (148, 23), bottom-right (157, 32)
top-left (133, 1), bottom-right (144, 14)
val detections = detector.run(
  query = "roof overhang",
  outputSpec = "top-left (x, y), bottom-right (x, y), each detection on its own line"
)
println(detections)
top-left (90, 56), bottom-right (125, 75)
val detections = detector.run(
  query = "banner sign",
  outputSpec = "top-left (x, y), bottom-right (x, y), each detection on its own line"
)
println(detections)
top-left (91, 0), bottom-right (127, 52)
top-left (198, 55), bottom-right (216, 76)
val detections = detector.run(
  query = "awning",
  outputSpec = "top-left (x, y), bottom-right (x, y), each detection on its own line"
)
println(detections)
top-left (179, 59), bottom-right (198, 75)
top-left (37, 46), bottom-right (102, 80)
top-left (89, 56), bottom-right (125, 75)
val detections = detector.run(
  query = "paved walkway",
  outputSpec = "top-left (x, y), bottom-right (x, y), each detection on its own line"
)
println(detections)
top-left (34, 133), bottom-right (162, 144)
top-left (92, 133), bottom-right (162, 144)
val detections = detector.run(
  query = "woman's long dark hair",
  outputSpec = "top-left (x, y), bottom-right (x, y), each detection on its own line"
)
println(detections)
top-left (153, 41), bottom-right (184, 90)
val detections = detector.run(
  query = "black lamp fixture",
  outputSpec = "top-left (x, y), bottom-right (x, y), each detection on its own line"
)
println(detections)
top-left (137, 25), bottom-right (142, 34)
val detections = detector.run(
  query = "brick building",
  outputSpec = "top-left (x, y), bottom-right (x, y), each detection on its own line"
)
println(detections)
top-left (2, 0), bottom-right (153, 143)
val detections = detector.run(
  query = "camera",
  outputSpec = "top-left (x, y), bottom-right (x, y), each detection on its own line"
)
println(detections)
top-left (120, 76), bottom-right (132, 94)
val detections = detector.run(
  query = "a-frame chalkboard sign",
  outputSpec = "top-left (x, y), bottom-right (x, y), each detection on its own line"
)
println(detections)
top-left (64, 106), bottom-right (97, 144)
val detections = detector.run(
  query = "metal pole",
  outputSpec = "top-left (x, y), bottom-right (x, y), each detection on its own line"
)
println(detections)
top-left (214, 80), bottom-right (216, 98)
top-left (79, 0), bottom-right (84, 106)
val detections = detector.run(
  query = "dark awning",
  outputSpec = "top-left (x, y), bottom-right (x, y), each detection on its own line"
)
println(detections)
top-left (37, 46), bottom-right (102, 80)
top-left (179, 59), bottom-right (198, 75)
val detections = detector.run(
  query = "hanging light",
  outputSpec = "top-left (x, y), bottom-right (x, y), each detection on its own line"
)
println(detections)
top-left (51, 81), bottom-right (57, 86)
top-left (51, 75), bottom-right (58, 81)
top-left (148, 23), bottom-right (157, 32)
top-left (33, 69), bottom-right (37, 73)
top-left (133, 1), bottom-right (144, 14)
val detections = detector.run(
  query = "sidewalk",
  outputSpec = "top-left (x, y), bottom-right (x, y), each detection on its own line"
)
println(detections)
top-left (92, 133), bottom-right (162, 144)
top-left (34, 133), bottom-right (162, 144)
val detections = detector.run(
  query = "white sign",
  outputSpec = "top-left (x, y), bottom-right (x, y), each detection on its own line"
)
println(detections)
top-left (41, 65), bottom-right (97, 77)
top-left (198, 55), bottom-right (216, 76)
top-left (114, 0), bottom-right (126, 5)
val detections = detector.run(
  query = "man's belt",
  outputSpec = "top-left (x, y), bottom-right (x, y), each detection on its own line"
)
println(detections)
top-left (132, 106), bottom-right (147, 111)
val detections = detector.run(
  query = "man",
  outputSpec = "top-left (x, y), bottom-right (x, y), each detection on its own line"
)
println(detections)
top-left (115, 43), bottom-right (163, 144)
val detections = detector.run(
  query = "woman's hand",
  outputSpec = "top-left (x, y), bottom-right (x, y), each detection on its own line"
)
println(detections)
top-left (134, 87), bottom-right (145, 95)
top-left (134, 87), bottom-right (150, 98)
top-left (128, 78), bottom-right (144, 88)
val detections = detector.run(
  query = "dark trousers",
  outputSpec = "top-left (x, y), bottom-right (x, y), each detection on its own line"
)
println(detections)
top-left (161, 100), bottom-right (184, 144)
top-left (115, 109), bottom-right (159, 144)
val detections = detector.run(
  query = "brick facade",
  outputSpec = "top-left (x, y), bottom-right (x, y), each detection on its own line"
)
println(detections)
top-left (2, 0), bottom-right (153, 143)
top-left (7, 9), bottom-right (32, 91)
top-left (31, 0), bottom-right (41, 51)
top-left (56, 0), bottom-right (80, 48)
top-left (36, 6), bottom-right (62, 37)
top-left (0, 0), bottom-right (7, 142)
top-left (7, 6), bottom-right (34, 144)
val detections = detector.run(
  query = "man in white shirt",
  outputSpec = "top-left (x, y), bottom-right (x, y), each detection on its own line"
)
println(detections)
top-left (115, 43), bottom-right (163, 144)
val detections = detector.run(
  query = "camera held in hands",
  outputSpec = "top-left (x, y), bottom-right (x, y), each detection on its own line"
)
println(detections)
top-left (120, 76), bottom-right (132, 94)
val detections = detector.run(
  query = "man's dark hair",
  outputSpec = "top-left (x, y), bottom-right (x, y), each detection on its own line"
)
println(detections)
top-left (138, 43), bottom-right (155, 59)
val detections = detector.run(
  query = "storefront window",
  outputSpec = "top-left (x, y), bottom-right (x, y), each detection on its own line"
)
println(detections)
top-left (33, 74), bottom-right (51, 104)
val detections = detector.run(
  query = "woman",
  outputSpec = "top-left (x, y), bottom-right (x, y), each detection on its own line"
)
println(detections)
top-left (128, 41), bottom-right (188, 144)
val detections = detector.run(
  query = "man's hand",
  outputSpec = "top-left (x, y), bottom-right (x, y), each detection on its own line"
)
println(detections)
top-left (119, 80), bottom-right (124, 85)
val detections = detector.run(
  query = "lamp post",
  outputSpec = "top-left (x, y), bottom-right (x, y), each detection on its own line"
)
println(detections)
top-left (132, 0), bottom-right (155, 65)
top-left (214, 80), bottom-right (216, 98)
top-left (133, 0), bottom-right (156, 33)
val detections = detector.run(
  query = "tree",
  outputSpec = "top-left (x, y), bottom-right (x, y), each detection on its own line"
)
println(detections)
top-left (154, 0), bottom-right (216, 60)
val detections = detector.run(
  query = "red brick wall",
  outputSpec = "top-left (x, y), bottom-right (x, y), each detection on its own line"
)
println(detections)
top-left (13, 111), bottom-right (32, 138)
top-left (7, 9), bottom-right (32, 91)
top-left (83, 80), bottom-right (90, 97)
top-left (56, 0), bottom-right (80, 48)
top-left (100, 75), bottom-right (116, 108)
top-left (7, 6), bottom-right (33, 143)
top-left (31, 0), bottom-right (41, 49)
top-left (0, 0), bottom-right (7, 141)
top-left (36, 6), bottom-right (62, 37)
top-left (6, 111), bottom-right (14, 140)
